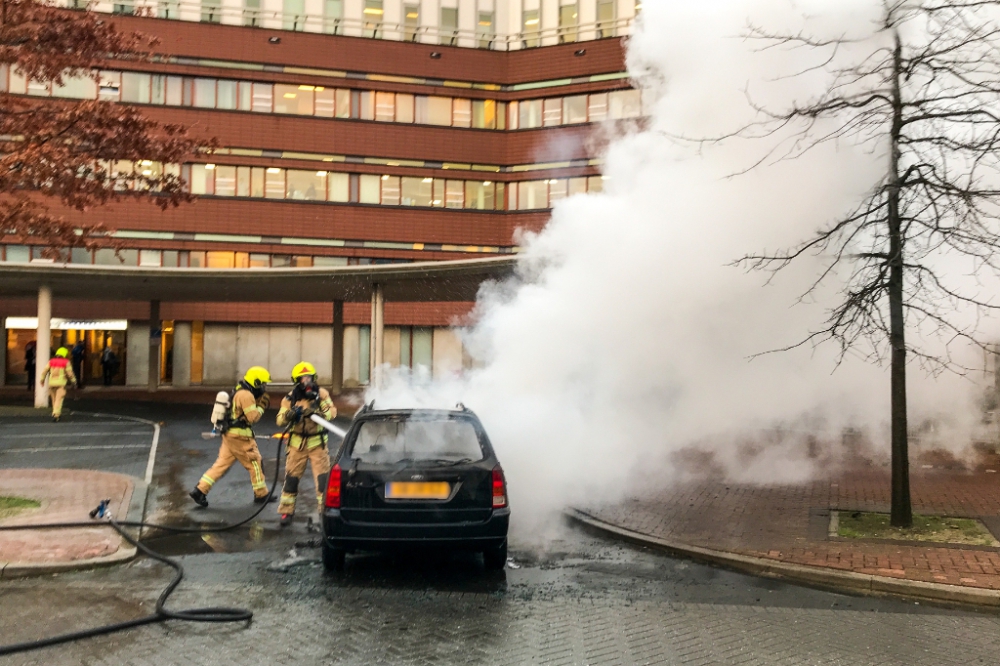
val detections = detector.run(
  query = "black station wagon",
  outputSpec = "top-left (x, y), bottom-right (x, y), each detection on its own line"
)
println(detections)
top-left (321, 404), bottom-right (510, 572)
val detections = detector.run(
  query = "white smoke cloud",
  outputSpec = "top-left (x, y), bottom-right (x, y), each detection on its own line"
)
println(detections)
top-left (368, 0), bottom-right (997, 539)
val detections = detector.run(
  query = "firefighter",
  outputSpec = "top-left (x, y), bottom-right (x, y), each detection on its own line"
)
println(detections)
top-left (275, 361), bottom-right (336, 526)
top-left (40, 347), bottom-right (77, 422)
top-left (190, 366), bottom-right (273, 508)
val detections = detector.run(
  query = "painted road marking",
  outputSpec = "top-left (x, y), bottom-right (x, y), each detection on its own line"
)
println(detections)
top-left (0, 431), bottom-right (151, 439)
top-left (0, 444), bottom-right (152, 453)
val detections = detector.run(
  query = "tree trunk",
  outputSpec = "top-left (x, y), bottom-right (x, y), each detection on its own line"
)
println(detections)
top-left (887, 31), bottom-right (912, 528)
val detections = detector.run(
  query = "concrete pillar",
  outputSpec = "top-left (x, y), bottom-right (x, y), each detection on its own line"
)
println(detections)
top-left (148, 300), bottom-right (160, 392)
top-left (34, 286), bottom-right (52, 408)
top-left (369, 284), bottom-right (384, 388)
top-left (173, 322), bottom-right (192, 387)
top-left (332, 300), bottom-right (344, 395)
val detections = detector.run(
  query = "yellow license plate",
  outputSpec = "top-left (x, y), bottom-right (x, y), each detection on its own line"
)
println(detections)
top-left (385, 482), bottom-right (450, 499)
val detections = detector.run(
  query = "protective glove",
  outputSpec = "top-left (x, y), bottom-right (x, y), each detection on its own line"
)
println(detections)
top-left (257, 393), bottom-right (271, 410)
top-left (290, 406), bottom-right (304, 423)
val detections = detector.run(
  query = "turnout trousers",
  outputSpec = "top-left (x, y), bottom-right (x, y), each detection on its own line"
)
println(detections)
top-left (48, 387), bottom-right (66, 418)
top-left (197, 433), bottom-right (269, 499)
top-left (278, 443), bottom-right (331, 516)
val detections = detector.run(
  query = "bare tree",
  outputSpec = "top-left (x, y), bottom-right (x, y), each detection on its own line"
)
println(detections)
top-left (732, 1), bottom-right (1000, 527)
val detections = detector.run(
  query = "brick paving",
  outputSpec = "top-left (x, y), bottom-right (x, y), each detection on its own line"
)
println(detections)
top-left (589, 464), bottom-right (1000, 590)
top-left (0, 468), bottom-right (134, 564)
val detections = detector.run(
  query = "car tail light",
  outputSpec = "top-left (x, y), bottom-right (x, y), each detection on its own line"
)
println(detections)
top-left (492, 465), bottom-right (507, 508)
top-left (325, 464), bottom-right (341, 508)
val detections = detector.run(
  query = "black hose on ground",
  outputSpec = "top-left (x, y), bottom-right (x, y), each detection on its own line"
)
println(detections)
top-left (0, 424), bottom-right (294, 657)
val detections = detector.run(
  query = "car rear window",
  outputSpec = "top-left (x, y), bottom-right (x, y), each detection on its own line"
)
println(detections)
top-left (350, 417), bottom-right (484, 464)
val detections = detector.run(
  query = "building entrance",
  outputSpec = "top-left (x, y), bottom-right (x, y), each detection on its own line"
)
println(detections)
top-left (4, 318), bottom-right (128, 387)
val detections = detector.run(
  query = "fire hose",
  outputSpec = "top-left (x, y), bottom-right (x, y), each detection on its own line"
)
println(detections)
top-left (0, 413), bottom-right (346, 657)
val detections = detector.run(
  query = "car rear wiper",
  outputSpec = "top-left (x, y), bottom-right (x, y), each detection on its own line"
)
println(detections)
top-left (423, 457), bottom-right (474, 466)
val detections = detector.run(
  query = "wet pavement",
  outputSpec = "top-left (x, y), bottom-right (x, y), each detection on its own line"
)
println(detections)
top-left (2, 402), bottom-right (1000, 665)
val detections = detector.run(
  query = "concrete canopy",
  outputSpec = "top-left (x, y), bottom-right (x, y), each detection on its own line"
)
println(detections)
top-left (0, 256), bottom-right (517, 302)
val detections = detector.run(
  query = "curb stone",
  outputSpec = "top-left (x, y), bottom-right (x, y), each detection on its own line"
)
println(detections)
top-left (0, 477), bottom-right (148, 579)
top-left (566, 507), bottom-right (1000, 610)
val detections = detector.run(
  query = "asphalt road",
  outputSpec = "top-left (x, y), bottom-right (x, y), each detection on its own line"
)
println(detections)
top-left (1, 401), bottom-right (999, 665)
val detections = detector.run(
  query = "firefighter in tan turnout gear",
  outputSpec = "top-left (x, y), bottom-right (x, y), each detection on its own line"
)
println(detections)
top-left (276, 361), bottom-right (336, 527)
top-left (40, 347), bottom-right (77, 422)
top-left (190, 366), bottom-right (273, 507)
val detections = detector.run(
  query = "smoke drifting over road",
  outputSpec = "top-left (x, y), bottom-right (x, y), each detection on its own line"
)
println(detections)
top-left (370, 1), bottom-right (996, 537)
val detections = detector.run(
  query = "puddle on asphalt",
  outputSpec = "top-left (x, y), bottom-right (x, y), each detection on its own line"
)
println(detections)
top-left (141, 523), bottom-right (286, 556)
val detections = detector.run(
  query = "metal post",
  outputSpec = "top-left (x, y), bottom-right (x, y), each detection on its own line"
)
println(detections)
top-left (369, 284), bottom-right (384, 389)
top-left (332, 300), bottom-right (344, 395)
top-left (34, 286), bottom-right (51, 408)
top-left (148, 300), bottom-right (160, 392)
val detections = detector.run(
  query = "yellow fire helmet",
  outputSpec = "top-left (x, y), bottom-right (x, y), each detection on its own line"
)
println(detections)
top-left (243, 366), bottom-right (271, 389)
top-left (55, 347), bottom-right (69, 358)
top-left (291, 361), bottom-right (317, 381)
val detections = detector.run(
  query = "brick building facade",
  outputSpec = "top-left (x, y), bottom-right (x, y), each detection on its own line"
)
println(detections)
top-left (0, 0), bottom-right (637, 388)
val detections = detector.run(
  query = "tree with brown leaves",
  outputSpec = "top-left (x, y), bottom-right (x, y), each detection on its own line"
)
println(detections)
top-left (0, 0), bottom-right (198, 256)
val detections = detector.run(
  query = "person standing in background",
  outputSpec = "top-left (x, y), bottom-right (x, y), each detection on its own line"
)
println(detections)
top-left (71, 340), bottom-right (86, 388)
top-left (24, 340), bottom-right (36, 391)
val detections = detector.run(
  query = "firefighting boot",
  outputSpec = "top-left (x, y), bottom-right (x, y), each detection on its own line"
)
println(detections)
top-left (189, 488), bottom-right (209, 508)
top-left (280, 513), bottom-right (294, 527)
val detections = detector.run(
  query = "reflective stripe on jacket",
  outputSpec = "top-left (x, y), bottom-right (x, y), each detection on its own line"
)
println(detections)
top-left (276, 388), bottom-right (336, 450)
top-left (42, 358), bottom-right (76, 388)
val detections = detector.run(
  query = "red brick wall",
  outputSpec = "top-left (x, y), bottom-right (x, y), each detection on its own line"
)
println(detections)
top-left (105, 15), bottom-right (626, 86)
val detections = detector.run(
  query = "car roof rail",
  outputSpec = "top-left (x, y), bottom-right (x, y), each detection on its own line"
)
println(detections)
top-left (455, 402), bottom-right (470, 412)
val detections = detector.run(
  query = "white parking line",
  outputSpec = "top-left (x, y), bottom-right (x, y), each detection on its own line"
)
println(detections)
top-left (145, 423), bottom-right (160, 485)
top-left (0, 431), bottom-right (150, 439)
top-left (1, 445), bottom-right (152, 453)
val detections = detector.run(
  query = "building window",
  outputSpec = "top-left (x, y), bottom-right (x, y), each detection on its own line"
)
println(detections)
top-left (194, 78), bottom-right (216, 109)
top-left (359, 175), bottom-right (381, 204)
top-left (274, 84), bottom-right (315, 115)
top-left (609, 89), bottom-right (642, 119)
top-left (522, 9), bottom-right (539, 48)
top-left (324, 0), bottom-right (343, 34)
top-left (363, 0), bottom-right (383, 37)
top-left (139, 250), bottom-right (162, 267)
top-left (518, 99), bottom-right (542, 129)
top-left (559, 4), bottom-right (578, 43)
top-left (444, 180), bottom-right (464, 208)
top-left (597, 0), bottom-right (616, 37)
top-left (287, 170), bottom-right (325, 200)
top-left (452, 98), bottom-right (471, 127)
top-left (401, 177), bottom-right (433, 207)
top-left (217, 80), bottom-right (237, 110)
top-left (403, 4), bottom-right (419, 41)
top-left (415, 96), bottom-right (452, 126)
top-left (395, 94), bottom-right (414, 123)
top-left (201, 0), bottom-right (221, 23)
top-left (121, 72), bottom-right (150, 104)
top-left (215, 166), bottom-right (237, 196)
top-left (440, 7), bottom-right (458, 45)
top-left (472, 99), bottom-right (496, 129)
top-left (563, 95), bottom-right (587, 124)
top-left (244, 0), bottom-right (260, 26)
top-left (542, 98), bottom-right (561, 126)
top-left (283, 0), bottom-right (305, 31)
top-left (375, 91), bottom-right (395, 122)
top-left (588, 93), bottom-right (609, 122)
top-left (265, 168), bottom-right (285, 199)
top-left (477, 11), bottom-right (494, 48)
top-left (464, 181), bottom-right (495, 210)
top-left (381, 176), bottom-right (401, 205)
top-left (328, 173), bottom-right (349, 202)
top-left (251, 83), bottom-right (273, 113)
top-left (158, 0), bottom-right (178, 19)
top-left (517, 181), bottom-right (548, 210)
top-left (98, 72), bottom-right (121, 102)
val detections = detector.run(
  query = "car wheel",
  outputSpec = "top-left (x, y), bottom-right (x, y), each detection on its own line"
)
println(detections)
top-left (322, 542), bottom-right (346, 572)
top-left (482, 540), bottom-right (507, 571)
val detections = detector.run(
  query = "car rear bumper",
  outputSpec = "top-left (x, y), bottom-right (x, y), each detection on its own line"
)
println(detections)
top-left (322, 507), bottom-right (510, 551)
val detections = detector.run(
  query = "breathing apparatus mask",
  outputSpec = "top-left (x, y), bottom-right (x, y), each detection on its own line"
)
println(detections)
top-left (291, 376), bottom-right (319, 403)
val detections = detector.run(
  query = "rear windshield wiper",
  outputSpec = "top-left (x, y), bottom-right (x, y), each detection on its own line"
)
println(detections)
top-left (422, 457), bottom-right (475, 466)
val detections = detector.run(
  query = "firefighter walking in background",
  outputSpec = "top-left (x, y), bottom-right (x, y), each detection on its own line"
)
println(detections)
top-left (276, 361), bottom-right (336, 526)
top-left (190, 366), bottom-right (273, 508)
top-left (40, 347), bottom-right (76, 422)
